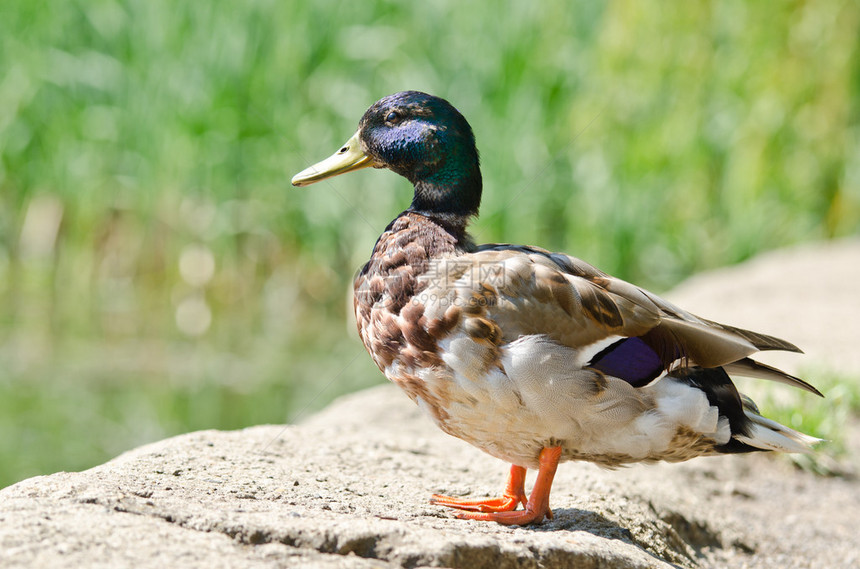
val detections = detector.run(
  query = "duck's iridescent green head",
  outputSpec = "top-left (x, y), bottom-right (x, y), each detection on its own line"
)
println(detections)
top-left (292, 91), bottom-right (482, 219)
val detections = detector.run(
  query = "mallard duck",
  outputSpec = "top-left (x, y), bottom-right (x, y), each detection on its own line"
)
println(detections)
top-left (292, 91), bottom-right (822, 525)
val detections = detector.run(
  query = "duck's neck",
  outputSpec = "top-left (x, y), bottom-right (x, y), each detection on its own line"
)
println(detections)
top-left (384, 209), bottom-right (476, 254)
top-left (407, 160), bottom-right (482, 222)
top-left (412, 207), bottom-right (474, 247)
top-left (406, 207), bottom-right (474, 242)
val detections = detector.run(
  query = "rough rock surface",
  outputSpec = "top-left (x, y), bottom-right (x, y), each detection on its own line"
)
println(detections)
top-left (2, 239), bottom-right (859, 569)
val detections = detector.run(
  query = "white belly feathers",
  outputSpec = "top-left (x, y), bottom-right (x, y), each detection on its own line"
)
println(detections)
top-left (393, 332), bottom-right (731, 469)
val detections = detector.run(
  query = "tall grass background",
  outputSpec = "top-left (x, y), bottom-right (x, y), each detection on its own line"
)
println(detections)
top-left (1, 0), bottom-right (858, 487)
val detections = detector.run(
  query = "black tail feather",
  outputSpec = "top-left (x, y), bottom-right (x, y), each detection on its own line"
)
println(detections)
top-left (676, 366), bottom-right (752, 440)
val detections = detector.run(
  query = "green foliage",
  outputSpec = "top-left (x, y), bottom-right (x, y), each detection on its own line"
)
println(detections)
top-left (755, 369), bottom-right (860, 475)
top-left (1, 0), bottom-right (858, 487)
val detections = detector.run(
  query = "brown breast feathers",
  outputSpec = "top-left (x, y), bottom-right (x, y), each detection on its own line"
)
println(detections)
top-left (353, 212), bottom-right (472, 373)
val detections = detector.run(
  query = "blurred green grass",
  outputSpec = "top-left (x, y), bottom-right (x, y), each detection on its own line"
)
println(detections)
top-left (1, 0), bottom-right (858, 488)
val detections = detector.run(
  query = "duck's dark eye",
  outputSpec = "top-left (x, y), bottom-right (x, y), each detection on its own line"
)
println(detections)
top-left (385, 111), bottom-right (401, 124)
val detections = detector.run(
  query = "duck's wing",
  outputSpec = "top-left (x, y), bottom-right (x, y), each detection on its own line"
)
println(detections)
top-left (419, 243), bottom-right (821, 397)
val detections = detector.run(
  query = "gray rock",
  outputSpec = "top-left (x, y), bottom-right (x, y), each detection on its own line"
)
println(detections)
top-left (668, 237), bottom-right (860, 377)
top-left (2, 239), bottom-right (860, 569)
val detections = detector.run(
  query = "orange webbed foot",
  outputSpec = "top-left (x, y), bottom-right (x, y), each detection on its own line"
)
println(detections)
top-left (430, 464), bottom-right (527, 512)
top-left (429, 493), bottom-right (525, 513)
top-left (432, 446), bottom-right (562, 526)
top-left (450, 502), bottom-right (552, 525)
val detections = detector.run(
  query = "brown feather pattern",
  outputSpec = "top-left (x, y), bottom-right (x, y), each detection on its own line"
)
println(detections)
top-left (353, 210), bottom-right (820, 467)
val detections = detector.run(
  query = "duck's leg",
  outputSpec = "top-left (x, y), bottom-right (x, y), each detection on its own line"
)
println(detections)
top-left (443, 446), bottom-right (562, 525)
top-left (430, 463), bottom-right (527, 513)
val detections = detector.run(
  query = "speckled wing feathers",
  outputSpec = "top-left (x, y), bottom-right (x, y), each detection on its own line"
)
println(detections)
top-left (452, 245), bottom-right (773, 373)
top-left (435, 245), bottom-right (660, 349)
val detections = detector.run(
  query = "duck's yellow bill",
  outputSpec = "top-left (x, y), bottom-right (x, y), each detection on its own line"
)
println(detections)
top-left (291, 130), bottom-right (373, 186)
